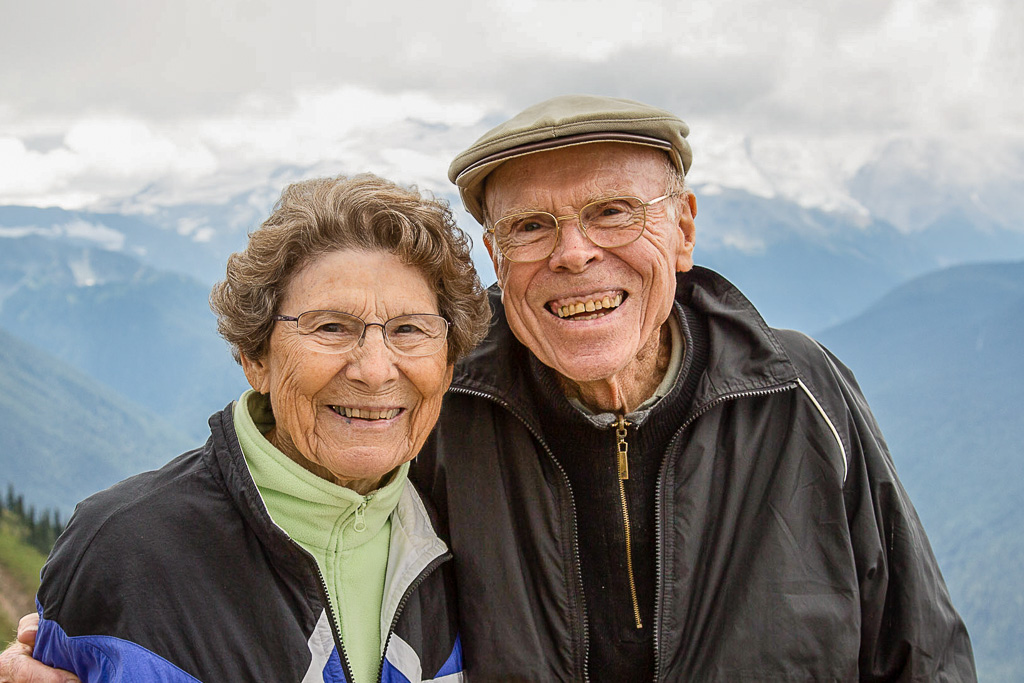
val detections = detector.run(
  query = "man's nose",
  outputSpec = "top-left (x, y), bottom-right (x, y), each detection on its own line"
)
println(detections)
top-left (344, 325), bottom-right (399, 387)
top-left (547, 217), bottom-right (603, 272)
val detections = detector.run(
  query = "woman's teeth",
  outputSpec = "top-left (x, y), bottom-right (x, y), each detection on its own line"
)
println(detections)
top-left (555, 293), bottom-right (623, 319)
top-left (330, 406), bottom-right (399, 420)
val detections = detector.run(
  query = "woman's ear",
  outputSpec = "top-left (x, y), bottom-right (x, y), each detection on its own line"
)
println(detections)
top-left (240, 352), bottom-right (271, 394)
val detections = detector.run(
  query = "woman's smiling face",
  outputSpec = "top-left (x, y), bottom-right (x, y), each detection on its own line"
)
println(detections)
top-left (241, 248), bottom-right (453, 494)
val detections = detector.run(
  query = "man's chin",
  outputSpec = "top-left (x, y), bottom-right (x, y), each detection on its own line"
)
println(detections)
top-left (544, 349), bottom-right (634, 387)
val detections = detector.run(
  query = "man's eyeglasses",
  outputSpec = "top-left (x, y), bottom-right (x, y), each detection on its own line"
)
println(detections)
top-left (272, 310), bottom-right (449, 357)
top-left (486, 194), bottom-right (677, 263)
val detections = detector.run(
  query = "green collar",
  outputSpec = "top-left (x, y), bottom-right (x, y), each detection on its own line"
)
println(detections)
top-left (233, 390), bottom-right (408, 551)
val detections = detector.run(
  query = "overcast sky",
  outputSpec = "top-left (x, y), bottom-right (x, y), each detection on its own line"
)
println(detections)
top-left (1, 0), bottom-right (1021, 212)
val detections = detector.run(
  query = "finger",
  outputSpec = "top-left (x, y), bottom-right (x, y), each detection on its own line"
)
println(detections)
top-left (15, 615), bottom-right (40, 647)
top-left (0, 640), bottom-right (80, 682)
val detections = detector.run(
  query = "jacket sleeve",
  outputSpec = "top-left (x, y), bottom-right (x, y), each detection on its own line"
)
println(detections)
top-left (803, 338), bottom-right (977, 681)
top-left (34, 492), bottom-right (204, 683)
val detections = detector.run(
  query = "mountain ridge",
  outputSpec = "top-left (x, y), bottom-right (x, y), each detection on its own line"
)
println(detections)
top-left (818, 260), bottom-right (1024, 682)
top-left (0, 326), bottom-right (194, 515)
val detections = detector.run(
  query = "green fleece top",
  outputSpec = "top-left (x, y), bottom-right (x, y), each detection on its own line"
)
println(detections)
top-left (233, 390), bottom-right (408, 683)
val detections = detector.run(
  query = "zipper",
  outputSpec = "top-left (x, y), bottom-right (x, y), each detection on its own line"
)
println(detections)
top-left (449, 385), bottom-right (591, 681)
top-left (378, 551), bottom-right (452, 683)
top-left (288, 538), bottom-right (357, 683)
top-left (290, 500), bottom-right (448, 683)
top-left (614, 414), bottom-right (643, 630)
top-left (353, 494), bottom-right (373, 533)
top-left (651, 382), bottom-right (796, 681)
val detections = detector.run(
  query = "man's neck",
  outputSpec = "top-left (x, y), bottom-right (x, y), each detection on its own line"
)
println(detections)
top-left (556, 322), bottom-right (673, 414)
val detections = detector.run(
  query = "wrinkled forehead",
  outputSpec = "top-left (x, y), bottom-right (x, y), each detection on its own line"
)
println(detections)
top-left (483, 142), bottom-right (673, 217)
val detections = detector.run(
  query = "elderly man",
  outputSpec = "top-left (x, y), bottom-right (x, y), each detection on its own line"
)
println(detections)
top-left (3, 95), bottom-right (975, 682)
top-left (413, 95), bottom-right (976, 681)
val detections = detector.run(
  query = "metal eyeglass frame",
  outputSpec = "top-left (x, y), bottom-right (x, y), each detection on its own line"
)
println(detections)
top-left (272, 310), bottom-right (450, 357)
top-left (486, 193), bottom-right (678, 263)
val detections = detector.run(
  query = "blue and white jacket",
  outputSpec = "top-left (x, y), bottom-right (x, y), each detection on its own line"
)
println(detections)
top-left (34, 405), bottom-right (464, 682)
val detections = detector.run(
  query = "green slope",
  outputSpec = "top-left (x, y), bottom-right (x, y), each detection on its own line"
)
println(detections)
top-left (0, 512), bottom-right (48, 637)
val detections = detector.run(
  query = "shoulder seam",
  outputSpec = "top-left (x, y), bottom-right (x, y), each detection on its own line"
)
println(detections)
top-left (773, 329), bottom-right (851, 484)
top-left (796, 378), bottom-right (849, 484)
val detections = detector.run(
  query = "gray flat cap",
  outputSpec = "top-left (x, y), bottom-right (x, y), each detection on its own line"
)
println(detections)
top-left (449, 94), bottom-right (692, 224)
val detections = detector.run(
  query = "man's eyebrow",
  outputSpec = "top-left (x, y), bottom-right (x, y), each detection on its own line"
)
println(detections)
top-left (495, 203), bottom-right (542, 216)
top-left (498, 189), bottom-right (637, 216)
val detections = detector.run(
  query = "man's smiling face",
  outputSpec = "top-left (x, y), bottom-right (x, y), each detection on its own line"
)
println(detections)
top-left (484, 142), bottom-right (696, 391)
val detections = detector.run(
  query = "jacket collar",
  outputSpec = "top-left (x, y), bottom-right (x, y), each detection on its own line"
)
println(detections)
top-left (203, 404), bottom-right (449, 587)
top-left (450, 266), bottom-right (798, 415)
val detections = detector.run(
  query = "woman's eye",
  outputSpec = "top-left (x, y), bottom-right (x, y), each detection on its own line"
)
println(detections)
top-left (316, 322), bottom-right (359, 336)
top-left (392, 323), bottom-right (424, 336)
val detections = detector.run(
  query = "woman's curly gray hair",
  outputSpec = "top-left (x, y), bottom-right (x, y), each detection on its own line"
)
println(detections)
top-left (210, 174), bottom-right (490, 365)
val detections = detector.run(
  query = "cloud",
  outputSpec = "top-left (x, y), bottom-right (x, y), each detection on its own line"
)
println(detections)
top-left (0, 0), bottom-right (1020, 212)
top-left (5, 0), bottom-right (1019, 127)
top-left (62, 219), bottom-right (126, 250)
top-left (0, 85), bottom-right (488, 210)
top-left (0, 220), bottom-right (125, 251)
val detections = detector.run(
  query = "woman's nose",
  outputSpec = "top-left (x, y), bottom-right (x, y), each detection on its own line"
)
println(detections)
top-left (344, 325), bottom-right (399, 387)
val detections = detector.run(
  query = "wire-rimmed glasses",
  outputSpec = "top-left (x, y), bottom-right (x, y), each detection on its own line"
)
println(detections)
top-left (487, 193), bottom-right (677, 263)
top-left (272, 310), bottom-right (449, 357)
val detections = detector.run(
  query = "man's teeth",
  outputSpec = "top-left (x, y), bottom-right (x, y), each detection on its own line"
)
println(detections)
top-left (330, 406), bottom-right (400, 420)
top-left (556, 293), bottom-right (623, 319)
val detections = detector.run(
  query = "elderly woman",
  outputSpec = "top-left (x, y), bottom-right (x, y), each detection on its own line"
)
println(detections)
top-left (25, 175), bottom-right (490, 682)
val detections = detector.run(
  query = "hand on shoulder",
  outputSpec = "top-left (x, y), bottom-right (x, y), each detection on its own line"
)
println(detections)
top-left (0, 614), bottom-right (79, 683)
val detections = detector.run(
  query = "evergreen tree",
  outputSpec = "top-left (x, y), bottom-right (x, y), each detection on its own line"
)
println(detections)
top-left (1, 482), bottom-right (67, 554)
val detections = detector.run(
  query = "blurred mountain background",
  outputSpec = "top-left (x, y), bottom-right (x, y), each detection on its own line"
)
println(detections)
top-left (0, 148), bottom-right (1022, 678)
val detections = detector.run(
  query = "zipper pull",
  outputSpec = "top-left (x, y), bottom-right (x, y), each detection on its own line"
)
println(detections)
top-left (615, 415), bottom-right (631, 480)
top-left (353, 495), bottom-right (373, 533)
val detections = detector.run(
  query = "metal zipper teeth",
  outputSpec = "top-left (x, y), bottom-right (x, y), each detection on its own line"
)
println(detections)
top-left (449, 385), bottom-right (591, 681)
top-left (618, 477), bottom-right (643, 629)
top-left (378, 551), bottom-right (453, 683)
top-left (651, 382), bottom-right (796, 682)
top-left (290, 538), bottom-right (357, 683)
top-left (615, 416), bottom-right (643, 629)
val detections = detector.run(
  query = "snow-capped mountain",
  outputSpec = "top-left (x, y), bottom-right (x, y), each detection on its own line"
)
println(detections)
top-left (690, 129), bottom-right (1024, 234)
top-left (3, 131), bottom-right (1024, 332)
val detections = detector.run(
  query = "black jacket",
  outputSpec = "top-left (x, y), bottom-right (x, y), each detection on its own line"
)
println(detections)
top-left (35, 405), bottom-right (464, 683)
top-left (412, 267), bottom-right (975, 682)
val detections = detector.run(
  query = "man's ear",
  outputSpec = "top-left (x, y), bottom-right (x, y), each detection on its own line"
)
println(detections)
top-left (482, 233), bottom-right (506, 293)
top-left (240, 352), bottom-right (271, 394)
top-left (483, 234), bottom-right (499, 270)
top-left (675, 192), bottom-right (697, 273)
top-left (480, 195), bottom-right (502, 279)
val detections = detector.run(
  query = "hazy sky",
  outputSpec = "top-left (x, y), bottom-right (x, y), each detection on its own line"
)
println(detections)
top-left (1, 0), bottom-right (1021, 211)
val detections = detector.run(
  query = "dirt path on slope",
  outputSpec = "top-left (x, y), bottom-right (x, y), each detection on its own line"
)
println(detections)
top-left (0, 561), bottom-right (35, 638)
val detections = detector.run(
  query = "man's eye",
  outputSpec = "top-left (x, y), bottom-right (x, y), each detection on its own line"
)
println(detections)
top-left (510, 216), bottom-right (553, 234)
top-left (593, 200), bottom-right (632, 216)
